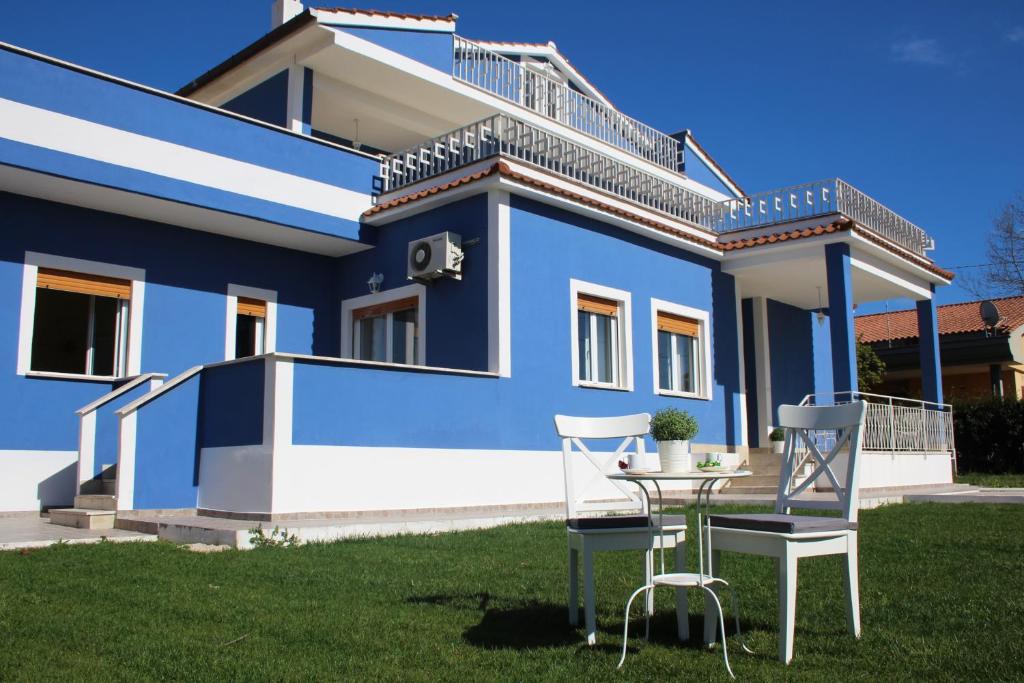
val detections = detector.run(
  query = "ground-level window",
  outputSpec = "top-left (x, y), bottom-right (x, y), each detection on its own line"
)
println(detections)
top-left (352, 296), bottom-right (419, 365)
top-left (571, 281), bottom-right (632, 390)
top-left (651, 299), bottom-right (711, 399)
top-left (235, 297), bottom-right (267, 358)
top-left (30, 268), bottom-right (131, 377)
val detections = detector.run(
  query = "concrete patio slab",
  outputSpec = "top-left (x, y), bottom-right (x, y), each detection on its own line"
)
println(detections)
top-left (905, 488), bottom-right (1024, 504)
top-left (0, 515), bottom-right (156, 551)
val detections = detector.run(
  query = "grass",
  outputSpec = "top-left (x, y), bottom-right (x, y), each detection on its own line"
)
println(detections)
top-left (955, 472), bottom-right (1024, 488)
top-left (1, 503), bottom-right (1023, 681)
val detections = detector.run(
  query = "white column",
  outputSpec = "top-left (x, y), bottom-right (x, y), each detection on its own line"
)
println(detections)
top-left (750, 296), bottom-right (773, 448)
top-left (488, 190), bottom-right (512, 377)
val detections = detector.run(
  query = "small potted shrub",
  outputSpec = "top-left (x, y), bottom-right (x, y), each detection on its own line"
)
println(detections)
top-left (769, 427), bottom-right (786, 454)
top-left (650, 408), bottom-right (698, 472)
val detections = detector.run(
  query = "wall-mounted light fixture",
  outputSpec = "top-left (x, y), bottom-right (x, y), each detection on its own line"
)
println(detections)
top-left (367, 272), bottom-right (383, 294)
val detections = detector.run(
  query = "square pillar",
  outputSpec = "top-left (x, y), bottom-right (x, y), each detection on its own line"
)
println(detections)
top-left (915, 287), bottom-right (943, 405)
top-left (825, 243), bottom-right (858, 396)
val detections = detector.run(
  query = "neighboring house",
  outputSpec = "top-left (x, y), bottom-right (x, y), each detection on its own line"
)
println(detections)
top-left (0, 1), bottom-right (957, 518)
top-left (856, 296), bottom-right (1024, 400)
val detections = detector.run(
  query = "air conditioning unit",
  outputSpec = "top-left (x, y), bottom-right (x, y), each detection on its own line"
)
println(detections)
top-left (407, 231), bottom-right (463, 282)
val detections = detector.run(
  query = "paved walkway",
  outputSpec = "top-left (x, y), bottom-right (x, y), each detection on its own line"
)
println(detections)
top-left (0, 515), bottom-right (155, 550)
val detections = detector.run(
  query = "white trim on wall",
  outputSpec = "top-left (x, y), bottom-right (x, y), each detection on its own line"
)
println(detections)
top-left (751, 296), bottom-right (773, 448)
top-left (649, 298), bottom-right (712, 400)
top-left (569, 279), bottom-right (633, 391)
top-left (17, 251), bottom-right (145, 378)
top-left (735, 283), bottom-right (748, 447)
top-left (339, 283), bottom-right (427, 363)
top-left (224, 283), bottom-right (278, 361)
top-left (487, 190), bottom-right (512, 377)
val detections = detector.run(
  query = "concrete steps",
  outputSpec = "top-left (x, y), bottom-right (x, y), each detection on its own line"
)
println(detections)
top-left (720, 448), bottom-right (813, 496)
top-left (74, 494), bottom-right (116, 511)
top-left (49, 508), bottom-right (116, 530)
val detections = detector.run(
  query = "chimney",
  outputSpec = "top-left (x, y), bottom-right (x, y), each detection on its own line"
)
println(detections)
top-left (271, 0), bottom-right (304, 28)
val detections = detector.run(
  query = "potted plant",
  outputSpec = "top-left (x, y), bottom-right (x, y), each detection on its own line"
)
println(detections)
top-left (769, 427), bottom-right (786, 454)
top-left (650, 408), bottom-right (698, 472)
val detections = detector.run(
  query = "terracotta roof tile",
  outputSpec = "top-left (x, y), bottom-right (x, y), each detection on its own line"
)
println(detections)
top-left (855, 295), bottom-right (1024, 343)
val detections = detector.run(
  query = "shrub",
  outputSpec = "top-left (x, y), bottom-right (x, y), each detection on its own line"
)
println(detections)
top-left (650, 408), bottom-right (698, 442)
top-left (952, 398), bottom-right (1024, 473)
top-left (769, 427), bottom-right (786, 442)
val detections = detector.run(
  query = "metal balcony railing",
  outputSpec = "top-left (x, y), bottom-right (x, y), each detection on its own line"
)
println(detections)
top-left (719, 179), bottom-right (933, 255)
top-left (452, 37), bottom-right (681, 172)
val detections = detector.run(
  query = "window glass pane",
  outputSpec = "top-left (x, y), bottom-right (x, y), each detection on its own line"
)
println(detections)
top-left (30, 288), bottom-right (90, 374)
top-left (357, 315), bottom-right (387, 362)
top-left (235, 315), bottom-right (257, 358)
top-left (676, 334), bottom-right (696, 393)
top-left (577, 310), bottom-right (591, 382)
top-left (594, 313), bottom-right (615, 384)
top-left (91, 296), bottom-right (118, 376)
top-left (392, 308), bottom-right (417, 364)
top-left (657, 330), bottom-right (673, 391)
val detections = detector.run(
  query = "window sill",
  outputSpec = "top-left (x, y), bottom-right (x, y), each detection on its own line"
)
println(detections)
top-left (24, 370), bottom-right (120, 383)
top-left (657, 389), bottom-right (711, 401)
top-left (576, 380), bottom-right (632, 393)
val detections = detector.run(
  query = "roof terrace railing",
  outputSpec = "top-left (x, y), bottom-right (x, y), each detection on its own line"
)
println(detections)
top-left (376, 115), bottom-right (934, 256)
top-left (718, 179), bottom-right (933, 255)
top-left (453, 36), bottom-right (681, 173)
top-left (376, 112), bottom-right (722, 230)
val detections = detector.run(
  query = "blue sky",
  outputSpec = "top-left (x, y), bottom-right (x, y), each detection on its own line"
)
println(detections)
top-left (2, 1), bottom-right (1021, 311)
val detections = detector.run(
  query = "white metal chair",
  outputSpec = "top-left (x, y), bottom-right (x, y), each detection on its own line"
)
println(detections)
top-left (704, 401), bottom-right (867, 664)
top-left (554, 413), bottom-right (688, 646)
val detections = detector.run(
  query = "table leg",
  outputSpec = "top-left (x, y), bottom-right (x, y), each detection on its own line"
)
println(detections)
top-left (568, 545), bottom-right (579, 625)
top-left (675, 540), bottom-right (689, 641)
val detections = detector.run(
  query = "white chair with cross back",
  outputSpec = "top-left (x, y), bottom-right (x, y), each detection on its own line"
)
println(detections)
top-left (554, 413), bottom-right (688, 646)
top-left (703, 401), bottom-right (867, 663)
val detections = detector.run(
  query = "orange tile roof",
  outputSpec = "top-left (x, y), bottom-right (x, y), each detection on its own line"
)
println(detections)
top-left (365, 160), bottom-right (954, 280)
top-left (855, 295), bottom-right (1024, 343)
top-left (313, 7), bottom-right (458, 22)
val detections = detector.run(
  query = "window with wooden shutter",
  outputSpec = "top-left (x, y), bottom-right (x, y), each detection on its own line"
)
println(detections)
top-left (575, 290), bottom-right (627, 387)
top-left (351, 296), bottom-right (420, 365)
top-left (655, 306), bottom-right (706, 397)
top-left (657, 311), bottom-right (699, 338)
top-left (36, 268), bottom-right (131, 300)
top-left (236, 297), bottom-right (267, 318)
top-left (577, 293), bottom-right (619, 317)
top-left (352, 296), bottom-right (418, 321)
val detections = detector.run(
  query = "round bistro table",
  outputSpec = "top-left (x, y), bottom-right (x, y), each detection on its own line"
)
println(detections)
top-left (607, 469), bottom-right (752, 678)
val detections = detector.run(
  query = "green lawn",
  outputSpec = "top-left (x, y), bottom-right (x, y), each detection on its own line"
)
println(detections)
top-left (956, 472), bottom-right (1024, 488)
top-left (2, 503), bottom-right (1023, 681)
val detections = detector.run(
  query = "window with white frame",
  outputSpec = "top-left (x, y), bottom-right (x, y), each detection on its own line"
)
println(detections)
top-left (651, 299), bottom-right (711, 399)
top-left (30, 268), bottom-right (131, 377)
top-left (234, 297), bottom-right (267, 358)
top-left (352, 296), bottom-right (419, 364)
top-left (571, 281), bottom-right (632, 390)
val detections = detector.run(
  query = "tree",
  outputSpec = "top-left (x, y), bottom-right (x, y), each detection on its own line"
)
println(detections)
top-left (963, 195), bottom-right (1024, 297)
top-left (857, 338), bottom-right (886, 392)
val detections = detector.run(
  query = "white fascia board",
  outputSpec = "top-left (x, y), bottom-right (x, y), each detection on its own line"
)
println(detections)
top-left (474, 41), bottom-right (612, 107)
top-left (312, 10), bottom-right (456, 33)
top-left (849, 251), bottom-right (932, 301)
top-left (848, 231), bottom-right (952, 286)
top-left (187, 25), bottom-right (335, 106)
top-left (683, 137), bottom-right (743, 199)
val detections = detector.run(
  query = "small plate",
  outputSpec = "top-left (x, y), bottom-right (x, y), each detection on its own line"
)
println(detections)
top-left (696, 465), bottom-right (735, 473)
top-left (621, 468), bottom-right (651, 475)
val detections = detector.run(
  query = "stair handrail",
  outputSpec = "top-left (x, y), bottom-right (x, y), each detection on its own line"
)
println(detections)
top-left (75, 372), bottom-right (168, 416)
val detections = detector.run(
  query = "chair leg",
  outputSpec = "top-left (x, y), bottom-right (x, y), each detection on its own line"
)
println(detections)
top-left (583, 547), bottom-right (597, 646)
top-left (568, 545), bottom-right (579, 626)
top-left (703, 549), bottom-right (722, 646)
top-left (843, 533), bottom-right (861, 638)
top-left (674, 539), bottom-right (689, 641)
top-left (778, 549), bottom-right (798, 664)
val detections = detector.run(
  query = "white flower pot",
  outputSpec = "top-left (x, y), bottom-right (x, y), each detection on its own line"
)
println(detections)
top-left (657, 440), bottom-right (691, 472)
top-left (771, 440), bottom-right (785, 454)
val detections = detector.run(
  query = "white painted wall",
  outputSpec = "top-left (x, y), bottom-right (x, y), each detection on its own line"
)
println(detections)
top-left (197, 445), bottom-right (274, 513)
top-left (0, 450), bottom-right (77, 512)
top-left (822, 450), bottom-right (954, 491)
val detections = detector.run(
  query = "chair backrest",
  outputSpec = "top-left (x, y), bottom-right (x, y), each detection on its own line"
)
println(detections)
top-left (774, 401), bottom-right (867, 523)
top-left (553, 413), bottom-right (650, 519)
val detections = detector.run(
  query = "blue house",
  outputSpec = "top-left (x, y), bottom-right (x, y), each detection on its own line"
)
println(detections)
top-left (0, 2), bottom-right (956, 522)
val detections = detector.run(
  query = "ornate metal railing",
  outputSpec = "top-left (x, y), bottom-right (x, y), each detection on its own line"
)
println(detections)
top-left (719, 179), bottom-right (932, 255)
top-left (376, 115), bottom-right (935, 256)
top-left (452, 37), bottom-right (681, 172)
top-left (800, 391), bottom-right (956, 457)
top-left (376, 113), bottom-right (722, 228)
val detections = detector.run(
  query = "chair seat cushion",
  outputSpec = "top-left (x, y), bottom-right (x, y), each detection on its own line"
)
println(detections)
top-left (567, 514), bottom-right (687, 530)
top-left (709, 513), bottom-right (856, 534)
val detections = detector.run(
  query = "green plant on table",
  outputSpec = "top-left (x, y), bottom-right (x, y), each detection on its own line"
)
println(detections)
top-left (696, 456), bottom-right (722, 468)
top-left (649, 408), bottom-right (698, 442)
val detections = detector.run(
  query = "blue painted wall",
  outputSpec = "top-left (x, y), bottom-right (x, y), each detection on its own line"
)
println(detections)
top-left (198, 361), bottom-right (264, 449)
top-left (337, 196), bottom-right (490, 370)
top-left (683, 141), bottom-right (735, 198)
top-left (295, 194), bottom-right (743, 449)
top-left (92, 379), bottom-right (155, 478)
top-left (0, 193), bottom-right (339, 452)
top-left (812, 311), bottom-right (834, 403)
top-left (132, 373), bottom-right (201, 509)
top-left (222, 70), bottom-right (288, 127)
top-left (0, 46), bottom-right (376, 241)
top-left (333, 28), bottom-right (453, 72)
top-left (766, 298), bottom-right (815, 422)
